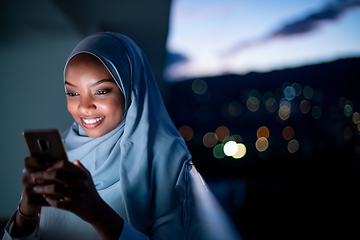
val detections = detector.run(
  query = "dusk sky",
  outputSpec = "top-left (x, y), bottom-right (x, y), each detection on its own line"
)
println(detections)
top-left (165, 0), bottom-right (360, 81)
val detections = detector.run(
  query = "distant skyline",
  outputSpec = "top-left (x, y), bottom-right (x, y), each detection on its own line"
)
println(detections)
top-left (165, 0), bottom-right (360, 81)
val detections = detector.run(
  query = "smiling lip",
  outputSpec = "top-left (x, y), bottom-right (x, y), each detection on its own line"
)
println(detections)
top-left (80, 116), bottom-right (105, 129)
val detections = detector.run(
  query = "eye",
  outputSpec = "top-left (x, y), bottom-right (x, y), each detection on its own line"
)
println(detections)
top-left (95, 89), bottom-right (112, 95)
top-left (66, 92), bottom-right (79, 97)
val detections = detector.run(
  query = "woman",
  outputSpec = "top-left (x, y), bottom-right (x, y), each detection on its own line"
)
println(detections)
top-left (3, 32), bottom-right (194, 240)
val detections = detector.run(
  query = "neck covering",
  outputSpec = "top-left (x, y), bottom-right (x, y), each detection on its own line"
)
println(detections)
top-left (61, 32), bottom-right (192, 233)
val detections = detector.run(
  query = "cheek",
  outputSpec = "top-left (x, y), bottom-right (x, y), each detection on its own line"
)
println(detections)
top-left (67, 100), bottom-right (78, 117)
top-left (98, 100), bottom-right (118, 116)
top-left (100, 98), bottom-right (124, 120)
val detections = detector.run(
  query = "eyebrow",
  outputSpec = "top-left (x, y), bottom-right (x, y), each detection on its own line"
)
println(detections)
top-left (65, 79), bottom-right (114, 87)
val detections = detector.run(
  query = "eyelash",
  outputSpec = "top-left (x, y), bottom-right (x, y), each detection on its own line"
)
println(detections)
top-left (66, 92), bottom-right (78, 97)
top-left (65, 89), bottom-right (112, 97)
top-left (95, 89), bottom-right (112, 95)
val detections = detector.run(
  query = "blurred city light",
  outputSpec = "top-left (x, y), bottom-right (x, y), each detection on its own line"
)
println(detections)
top-left (215, 126), bottom-right (230, 141)
top-left (291, 83), bottom-right (302, 96)
top-left (229, 134), bottom-right (243, 143)
top-left (257, 126), bottom-right (270, 139)
top-left (283, 126), bottom-right (294, 140)
top-left (178, 126), bottom-right (194, 141)
top-left (353, 112), bottom-right (360, 124)
top-left (256, 137), bottom-right (269, 152)
top-left (265, 98), bottom-right (278, 113)
top-left (233, 143), bottom-right (247, 159)
top-left (203, 132), bottom-right (217, 148)
top-left (300, 100), bottom-right (311, 114)
top-left (192, 79), bottom-right (207, 94)
top-left (312, 106), bottom-right (322, 119)
top-left (344, 104), bottom-right (353, 117)
top-left (303, 86), bottom-right (314, 100)
top-left (247, 96), bottom-right (260, 112)
top-left (224, 141), bottom-right (238, 156)
top-left (213, 144), bottom-right (225, 159)
top-left (284, 86), bottom-right (296, 100)
top-left (288, 139), bottom-right (299, 153)
top-left (279, 105), bottom-right (291, 120)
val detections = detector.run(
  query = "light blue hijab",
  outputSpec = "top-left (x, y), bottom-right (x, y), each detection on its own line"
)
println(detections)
top-left (61, 32), bottom-right (192, 234)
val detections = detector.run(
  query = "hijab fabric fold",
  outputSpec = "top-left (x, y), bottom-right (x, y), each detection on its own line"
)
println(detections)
top-left (62, 32), bottom-right (192, 234)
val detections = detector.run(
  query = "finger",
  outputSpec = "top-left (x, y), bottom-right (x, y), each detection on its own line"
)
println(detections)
top-left (31, 159), bottom-right (85, 185)
top-left (33, 183), bottom-right (80, 200)
top-left (31, 168), bottom-right (77, 186)
top-left (51, 160), bottom-right (89, 177)
top-left (24, 157), bottom-right (52, 173)
top-left (45, 197), bottom-right (73, 210)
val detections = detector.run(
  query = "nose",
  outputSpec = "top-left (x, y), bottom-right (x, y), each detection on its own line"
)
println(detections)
top-left (79, 95), bottom-right (96, 114)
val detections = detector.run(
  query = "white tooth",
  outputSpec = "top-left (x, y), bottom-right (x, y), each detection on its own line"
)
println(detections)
top-left (83, 117), bottom-right (104, 124)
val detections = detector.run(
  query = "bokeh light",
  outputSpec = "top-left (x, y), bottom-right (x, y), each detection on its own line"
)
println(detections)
top-left (353, 112), bottom-right (360, 124)
top-left (283, 126), bottom-right (294, 140)
top-left (312, 106), bottom-right (322, 119)
top-left (224, 141), bottom-right (238, 156)
top-left (215, 126), bottom-right (230, 141)
top-left (192, 79), bottom-right (207, 94)
top-left (300, 100), bottom-right (311, 114)
top-left (288, 139), bottom-right (299, 153)
top-left (249, 89), bottom-right (262, 102)
top-left (178, 126), bottom-right (193, 141)
top-left (213, 144), bottom-right (225, 159)
top-left (284, 86), bottom-right (296, 100)
top-left (291, 83), bottom-right (302, 96)
top-left (263, 92), bottom-right (275, 104)
top-left (303, 86), bottom-right (314, 100)
top-left (282, 82), bottom-right (291, 91)
top-left (203, 132), bottom-right (217, 148)
top-left (257, 126), bottom-right (270, 139)
top-left (265, 98), bottom-right (278, 113)
top-left (278, 105), bottom-right (291, 120)
top-left (344, 127), bottom-right (352, 139)
top-left (233, 143), bottom-right (247, 159)
top-left (344, 104), bottom-right (353, 117)
top-left (229, 134), bottom-right (242, 143)
top-left (280, 98), bottom-right (291, 109)
top-left (256, 137), bottom-right (269, 152)
top-left (247, 96), bottom-right (260, 112)
top-left (339, 97), bottom-right (347, 109)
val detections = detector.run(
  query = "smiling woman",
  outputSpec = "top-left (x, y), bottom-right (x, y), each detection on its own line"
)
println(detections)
top-left (1, 32), bottom-right (239, 240)
top-left (64, 53), bottom-right (125, 138)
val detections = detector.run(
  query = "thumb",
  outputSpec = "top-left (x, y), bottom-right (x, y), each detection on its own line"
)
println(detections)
top-left (73, 160), bottom-right (91, 175)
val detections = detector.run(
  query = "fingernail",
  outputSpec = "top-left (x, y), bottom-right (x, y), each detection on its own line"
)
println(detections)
top-left (33, 186), bottom-right (42, 193)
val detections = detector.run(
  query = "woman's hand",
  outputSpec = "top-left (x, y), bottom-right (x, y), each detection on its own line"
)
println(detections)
top-left (21, 156), bottom-right (53, 216)
top-left (10, 157), bottom-right (53, 237)
top-left (31, 159), bottom-right (124, 239)
top-left (31, 160), bottom-right (102, 223)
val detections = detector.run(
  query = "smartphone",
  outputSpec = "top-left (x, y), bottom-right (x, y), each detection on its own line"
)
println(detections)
top-left (23, 129), bottom-right (68, 163)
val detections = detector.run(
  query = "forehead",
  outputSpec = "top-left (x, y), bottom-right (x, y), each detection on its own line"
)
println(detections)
top-left (65, 53), bottom-right (114, 81)
top-left (66, 53), bottom-right (104, 69)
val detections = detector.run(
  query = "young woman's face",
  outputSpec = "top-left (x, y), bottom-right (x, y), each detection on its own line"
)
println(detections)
top-left (65, 54), bottom-right (125, 138)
